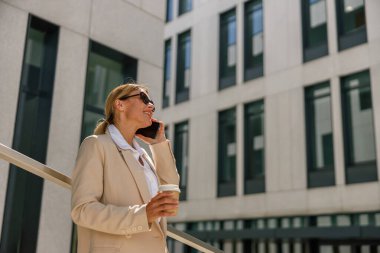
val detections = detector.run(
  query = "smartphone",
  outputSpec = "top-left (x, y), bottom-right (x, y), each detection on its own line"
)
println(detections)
top-left (136, 121), bottom-right (160, 139)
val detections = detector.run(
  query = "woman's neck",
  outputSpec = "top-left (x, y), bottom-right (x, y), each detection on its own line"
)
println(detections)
top-left (114, 121), bottom-right (138, 146)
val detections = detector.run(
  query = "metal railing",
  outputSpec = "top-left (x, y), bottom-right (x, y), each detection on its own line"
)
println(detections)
top-left (0, 142), bottom-right (223, 253)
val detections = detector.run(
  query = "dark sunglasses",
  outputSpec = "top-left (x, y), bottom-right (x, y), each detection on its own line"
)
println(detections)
top-left (119, 92), bottom-right (155, 112)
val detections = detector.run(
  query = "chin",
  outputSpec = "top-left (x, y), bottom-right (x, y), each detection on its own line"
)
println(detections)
top-left (142, 120), bottom-right (152, 128)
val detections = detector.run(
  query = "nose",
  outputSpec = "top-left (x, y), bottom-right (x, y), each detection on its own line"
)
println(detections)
top-left (147, 103), bottom-right (155, 112)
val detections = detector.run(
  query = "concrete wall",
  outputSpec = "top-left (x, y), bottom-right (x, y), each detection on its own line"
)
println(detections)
top-left (0, 0), bottom-right (165, 252)
top-left (163, 0), bottom-right (380, 222)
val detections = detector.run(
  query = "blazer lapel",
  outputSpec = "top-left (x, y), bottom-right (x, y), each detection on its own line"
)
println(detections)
top-left (119, 150), bottom-right (151, 204)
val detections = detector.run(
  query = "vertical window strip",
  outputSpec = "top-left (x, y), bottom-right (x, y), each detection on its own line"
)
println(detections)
top-left (302, 0), bottom-right (328, 61)
top-left (219, 9), bottom-right (237, 89)
top-left (341, 70), bottom-right (377, 184)
top-left (244, 100), bottom-right (265, 194)
top-left (305, 82), bottom-right (335, 188)
top-left (163, 39), bottom-right (171, 108)
top-left (244, 0), bottom-right (264, 81)
top-left (218, 108), bottom-right (237, 197)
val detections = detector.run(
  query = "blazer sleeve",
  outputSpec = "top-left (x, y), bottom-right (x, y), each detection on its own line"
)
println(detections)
top-left (71, 136), bottom-right (150, 236)
top-left (149, 140), bottom-right (180, 185)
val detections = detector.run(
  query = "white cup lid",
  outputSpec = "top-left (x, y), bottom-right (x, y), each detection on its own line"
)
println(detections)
top-left (158, 184), bottom-right (181, 193)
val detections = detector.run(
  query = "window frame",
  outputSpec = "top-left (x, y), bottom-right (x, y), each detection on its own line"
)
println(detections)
top-left (175, 30), bottom-right (191, 104)
top-left (244, 100), bottom-right (266, 194)
top-left (301, 0), bottom-right (329, 62)
top-left (340, 70), bottom-right (377, 184)
top-left (174, 121), bottom-right (189, 201)
top-left (335, 0), bottom-right (367, 51)
top-left (304, 81), bottom-right (336, 188)
top-left (163, 39), bottom-right (171, 108)
top-left (244, 0), bottom-right (264, 81)
top-left (178, 0), bottom-right (192, 16)
top-left (218, 108), bottom-right (237, 197)
top-left (219, 8), bottom-right (237, 90)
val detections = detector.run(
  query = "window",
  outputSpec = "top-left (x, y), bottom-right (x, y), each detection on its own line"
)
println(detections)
top-left (341, 70), bottom-right (377, 184)
top-left (166, 0), bottom-right (174, 22)
top-left (301, 0), bottom-right (328, 61)
top-left (174, 121), bottom-right (189, 200)
top-left (163, 39), bottom-right (171, 108)
top-left (336, 0), bottom-right (367, 51)
top-left (1, 15), bottom-right (59, 253)
top-left (176, 30), bottom-right (191, 104)
top-left (244, 100), bottom-right (265, 194)
top-left (244, 0), bottom-right (264, 81)
top-left (219, 8), bottom-right (236, 89)
top-left (218, 108), bottom-right (236, 197)
top-left (178, 0), bottom-right (192, 16)
top-left (81, 41), bottom-right (137, 139)
top-left (305, 82), bottom-right (335, 188)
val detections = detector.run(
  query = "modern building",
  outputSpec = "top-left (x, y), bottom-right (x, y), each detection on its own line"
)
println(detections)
top-left (162, 0), bottom-right (380, 252)
top-left (0, 0), bottom-right (166, 252)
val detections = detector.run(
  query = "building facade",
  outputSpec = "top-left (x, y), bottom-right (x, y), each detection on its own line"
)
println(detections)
top-left (0, 0), bottom-right (166, 252)
top-left (163, 0), bottom-right (380, 252)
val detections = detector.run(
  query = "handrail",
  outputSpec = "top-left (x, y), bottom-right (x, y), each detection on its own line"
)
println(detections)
top-left (0, 142), bottom-right (223, 253)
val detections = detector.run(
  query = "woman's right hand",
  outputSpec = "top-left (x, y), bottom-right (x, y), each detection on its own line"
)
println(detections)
top-left (146, 192), bottom-right (179, 224)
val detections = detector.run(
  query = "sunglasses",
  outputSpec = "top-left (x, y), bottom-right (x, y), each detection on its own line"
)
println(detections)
top-left (119, 92), bottom-right (155, 112)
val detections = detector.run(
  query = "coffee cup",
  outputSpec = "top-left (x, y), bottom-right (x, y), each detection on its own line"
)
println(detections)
top-left (158, 184), bottom-right (180, 215)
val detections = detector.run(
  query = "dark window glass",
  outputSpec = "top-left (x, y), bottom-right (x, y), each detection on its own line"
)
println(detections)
top-left (305, 82), bottom-right (335, 188)
top-left (179, 0), bottom-right (192, 16)
top-left (336, 0), bottom-right (367, 51)
top-left (174, 121), bottom-right (189, 200)
top-left (163, 39), bottom-right (171, 108)
top-left (1, 15), bottom-right (59, 253)
top-left (218, 108), bottom-right (236, 197)
top-left (301, 0), bottom-right (328, 61)
top-left (219, 9), bottom-right (236, 89)
top-left (244, 0), bottom-right (264, 81)
top-left (244, 100), bottom-right (265, 194)
top-left (176, 30), bottom-right (191, 104)
top-left (341, 70), bottom-right (377, 184)
top-left (81, 41), bottom-right (137, 139)
top-left (166, 0), bottom-right (174, 22)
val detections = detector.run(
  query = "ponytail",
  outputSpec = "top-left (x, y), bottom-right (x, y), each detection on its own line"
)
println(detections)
top-left (93, 120), bottom-right (109, 135)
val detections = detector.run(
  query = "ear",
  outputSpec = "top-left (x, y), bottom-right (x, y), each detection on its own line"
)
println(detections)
top-left (114, 99), bottom-right (126, 112)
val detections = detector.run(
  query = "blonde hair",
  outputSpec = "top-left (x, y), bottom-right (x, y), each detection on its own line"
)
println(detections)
top-left (93, 83), bottom-right (148, 135)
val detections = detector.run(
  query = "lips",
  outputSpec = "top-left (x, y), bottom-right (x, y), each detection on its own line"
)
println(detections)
top-left (144, 111), bottom-right (152, 118)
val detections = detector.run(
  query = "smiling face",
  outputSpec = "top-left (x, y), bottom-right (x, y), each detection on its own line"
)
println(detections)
top-left (117, 88), bottom-right (155, 129)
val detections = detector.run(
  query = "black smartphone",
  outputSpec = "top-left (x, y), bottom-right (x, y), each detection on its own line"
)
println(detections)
top-left (136, 121), bottom-right (160, 139)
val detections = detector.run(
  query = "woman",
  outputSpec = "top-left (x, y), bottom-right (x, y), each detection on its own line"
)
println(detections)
top-left (71, 83), bottom-right (180, 253)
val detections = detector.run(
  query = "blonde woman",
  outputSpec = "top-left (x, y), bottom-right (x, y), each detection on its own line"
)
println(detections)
top-left (71, 83), bottom-right (179, 253)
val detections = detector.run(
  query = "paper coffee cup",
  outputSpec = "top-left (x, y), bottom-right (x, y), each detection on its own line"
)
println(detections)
top-left (158, 184), bottom-right (180, 215)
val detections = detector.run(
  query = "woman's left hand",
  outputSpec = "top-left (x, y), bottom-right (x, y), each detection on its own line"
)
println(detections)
top-left (136, 119), bottom-right (166, 145)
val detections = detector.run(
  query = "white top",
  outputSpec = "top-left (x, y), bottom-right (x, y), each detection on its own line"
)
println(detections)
top-left (107, 124), bottom-right (159, 199)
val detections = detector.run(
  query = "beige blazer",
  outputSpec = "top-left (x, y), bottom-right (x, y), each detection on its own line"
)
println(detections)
top-left (71, 132), bottom-right (179, 253)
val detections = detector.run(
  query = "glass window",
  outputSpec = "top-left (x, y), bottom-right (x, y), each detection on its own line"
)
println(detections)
top-left (176, 30), bottom-right (191, 104)
top-left (336, 0), bottom-right (367, 50)
top-left (163, 39), bottom-right (171, 108)
top-left (174, 121), bottom-right (189, 200)
top-left (244, 100), bottom-right (265, 194)
top-left (336, 215), bottom-right (351, 226)
top-left (218, 108), bottom-right (236, 197)
top-left (82, 41), bottom-right (137, 139)
top-left (219, 8), bottom-right (236, 89)
top-left (1, 15), bottom-right (59, 253)
top-left (166, 0), bottom-right (174, 22)
top-left (305, 82), bottom-right (335, 188)
top-left (178, 0), bottom-right (192, 16)
top-left (317, 216), bottom-right (332, 227)
top-left (341, 70), bottom-right (377, 184)
top-left (302, 0), bottom-right (328, 61)
top-left (244, 0), bottom-right (264, 80)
